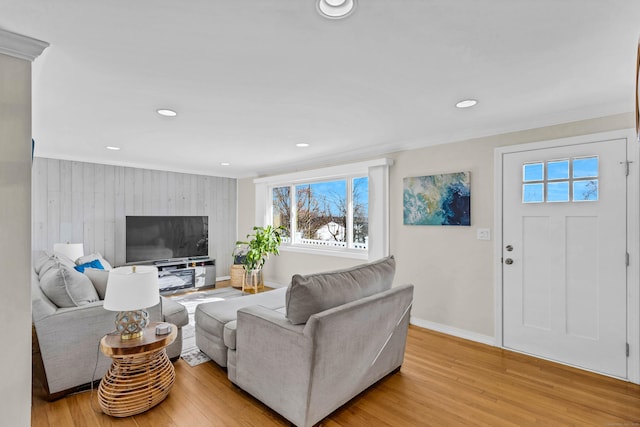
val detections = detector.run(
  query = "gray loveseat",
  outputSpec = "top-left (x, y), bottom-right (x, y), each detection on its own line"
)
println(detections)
top-left (31, 251), bottom-right (188, 399)
top-left (195, 256), bottom-right (413, 427)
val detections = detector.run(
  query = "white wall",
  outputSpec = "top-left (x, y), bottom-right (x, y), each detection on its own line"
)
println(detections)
top-left (238, 112), bottom-right (634, 339)
top-left (32, 158), bottom-right (238, 277)
top-left (0, 53), bottom-right (32, 426)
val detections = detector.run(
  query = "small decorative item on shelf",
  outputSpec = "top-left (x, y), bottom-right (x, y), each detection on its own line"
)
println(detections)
top-left (236, 225), bottom-right (285, 293)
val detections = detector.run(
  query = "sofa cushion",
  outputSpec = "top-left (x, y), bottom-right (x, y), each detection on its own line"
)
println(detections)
top-left (84, 268), bottom-right (109, 299)
top-left (34, 251), bottom-right (76, 276)
top-left (195, 287), bottom-right (287, 338)
top-left (223, 320), bottom-right (237, 350)
top-left (285, 255), bottom-right (396, 325)
top-left (161, 297), bottom-right (189, 327)
top-left (224, 306), bottom-right (287, 351)
top-left (39, 263), bottom-right (100, 308)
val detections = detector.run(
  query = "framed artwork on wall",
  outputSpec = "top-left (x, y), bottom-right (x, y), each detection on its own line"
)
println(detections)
top-left (403, 171), bottom-right (471, 226)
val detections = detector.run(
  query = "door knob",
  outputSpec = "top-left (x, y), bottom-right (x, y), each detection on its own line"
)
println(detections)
top-left (505, 245), bottom-right (513, 252)
top-left (505, 258), bottom-right (514, 265)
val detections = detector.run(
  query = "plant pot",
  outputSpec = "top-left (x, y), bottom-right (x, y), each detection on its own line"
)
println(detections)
top-left (230, 265), bottom-right (244, 288)
top-left (242, 269), bottom-right (264, 293)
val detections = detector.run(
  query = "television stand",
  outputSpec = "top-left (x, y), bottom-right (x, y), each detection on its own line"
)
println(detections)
top-left (148, 258), bottom-right (216, 295)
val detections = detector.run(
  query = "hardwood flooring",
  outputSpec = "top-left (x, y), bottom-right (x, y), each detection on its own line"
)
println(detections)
top-left (32, 326), bottom-right (640, 426)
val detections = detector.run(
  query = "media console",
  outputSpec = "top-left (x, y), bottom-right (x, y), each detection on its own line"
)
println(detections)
top-left (147, 257), bottom-right (216, 295)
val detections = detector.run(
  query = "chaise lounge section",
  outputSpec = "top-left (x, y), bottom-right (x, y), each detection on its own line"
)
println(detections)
top-left (194, 256), bottom-right (414, 427)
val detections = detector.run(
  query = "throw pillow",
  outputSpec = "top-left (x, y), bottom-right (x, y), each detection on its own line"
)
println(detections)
top-left (39, 263), bottom-right (100, 308)
top-left (76, 252), bottom-right (113, 270)
top-left (285, 255), bottom-right (396, 325)
top-left (34, 251), bottom-right (76, 276)
top-left (84, 267), bottom-right (109, 299)
top-left (74, 259), bottom-right (104, 273)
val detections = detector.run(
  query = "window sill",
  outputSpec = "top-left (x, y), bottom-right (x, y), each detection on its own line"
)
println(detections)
top-left (279, 245), bottom-right (369, 261)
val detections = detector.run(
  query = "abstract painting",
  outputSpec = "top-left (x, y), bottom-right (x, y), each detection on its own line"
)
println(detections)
top-left (403, 172), bottom-right (470, 226)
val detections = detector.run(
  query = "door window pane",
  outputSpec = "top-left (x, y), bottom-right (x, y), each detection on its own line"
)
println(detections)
top-left (547, 181), bottom-right (569, 202)
top-left (574, 180), bottom-right (599, 201)
top-left (521, 156), bottom-right (599, 204)
top-left (573, 157), bottom-right (598, 179)
top-left (548, 160), bottom-right (569, 180)
top-left (523, 183), bottom-right (544, 203)
top-left (523, 163), bottom-right (544, 182)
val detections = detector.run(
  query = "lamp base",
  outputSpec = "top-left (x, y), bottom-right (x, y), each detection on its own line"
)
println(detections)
top-left (114, 310), bottom-right (150, 340)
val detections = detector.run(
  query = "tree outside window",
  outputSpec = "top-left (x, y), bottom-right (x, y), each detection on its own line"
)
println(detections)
top-left (271, 176), bottom-right (368, 250)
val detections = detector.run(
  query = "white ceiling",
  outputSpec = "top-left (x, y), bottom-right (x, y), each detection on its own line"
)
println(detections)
top-left (2, 0), bottom-right (640, 178)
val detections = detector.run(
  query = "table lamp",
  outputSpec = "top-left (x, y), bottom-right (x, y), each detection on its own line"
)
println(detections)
top-left (53, 242), bottom-right (84, 262)
top-left (103, 265), bottom-right (160, 340)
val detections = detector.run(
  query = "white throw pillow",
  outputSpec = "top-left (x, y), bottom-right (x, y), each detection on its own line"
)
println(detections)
top-left (39, 263), bottom-right (99, 308)
top-left (34, 251), bottom-right (76, 276)
top-left (84, 268), bottom-right (109, 300)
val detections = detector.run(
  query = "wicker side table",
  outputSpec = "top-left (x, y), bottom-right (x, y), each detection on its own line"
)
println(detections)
top-left (98, 322), bottom-right (177, 417)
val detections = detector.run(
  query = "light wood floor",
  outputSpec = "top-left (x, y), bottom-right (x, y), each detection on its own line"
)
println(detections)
top-left (32, 325), bottom-right (640, 426)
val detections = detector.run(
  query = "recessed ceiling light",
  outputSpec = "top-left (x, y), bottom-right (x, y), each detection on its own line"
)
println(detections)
top-left (156, 109), bottom-right (177, 117)
top-left (220, 162), bottom-right (231, 166)
top-left (317, 0), bottom-right (356, 19)
top-left (455, 99), bottom-right (478, 109)
top-left (296, 143), bottom-right (310, 148)
top-left (106, 146), bottom-right (120, 151)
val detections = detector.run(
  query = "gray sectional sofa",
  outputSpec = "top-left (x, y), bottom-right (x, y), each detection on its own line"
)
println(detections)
top-left (195, 256), bottom-right (414, 427)
top-left (31, 251), bottom-right (188, 399)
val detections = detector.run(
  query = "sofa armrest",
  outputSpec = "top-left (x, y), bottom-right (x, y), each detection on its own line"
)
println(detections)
top-left (160, 296), bottom-right (188, 328)
top-left (235, 305), bottom-right (311, 425)
top-left (33, 301), bottom-right (118, 394)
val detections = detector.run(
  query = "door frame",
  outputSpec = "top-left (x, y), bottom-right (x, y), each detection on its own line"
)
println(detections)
top-left (493, 129), bottom-right (640, 384)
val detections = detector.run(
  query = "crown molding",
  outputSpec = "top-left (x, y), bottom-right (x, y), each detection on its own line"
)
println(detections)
top-left (0, 28), bottom-right (49, 61)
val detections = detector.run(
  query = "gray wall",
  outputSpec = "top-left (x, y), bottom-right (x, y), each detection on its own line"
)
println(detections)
top-left (32, 158), bottom-right (237, 277)
top-left (0, 53), bottom-right (32, 426)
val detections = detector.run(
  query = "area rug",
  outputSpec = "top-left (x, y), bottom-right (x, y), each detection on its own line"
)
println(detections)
top-left (169, 287), bottom-right (243, 367)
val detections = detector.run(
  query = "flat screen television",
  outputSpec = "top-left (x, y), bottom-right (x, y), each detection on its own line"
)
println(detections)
top-left (125, 216), bottom-right (208, 263)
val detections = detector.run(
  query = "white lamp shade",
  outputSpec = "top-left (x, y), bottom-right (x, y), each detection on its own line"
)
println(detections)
top-left (103, 266), bottom-right (159, 311)
top-left (53, 243), bottom-right (84, 262)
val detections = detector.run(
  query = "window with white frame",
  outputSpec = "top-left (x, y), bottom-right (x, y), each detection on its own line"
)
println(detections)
top-left (272, 176), bottom-right (369, 250)
top-left (254, 159), bottom-right (392, 260)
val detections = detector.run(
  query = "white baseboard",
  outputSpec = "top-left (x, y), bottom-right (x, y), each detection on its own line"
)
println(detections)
top-left (410, 316), bottom-right (496, 347)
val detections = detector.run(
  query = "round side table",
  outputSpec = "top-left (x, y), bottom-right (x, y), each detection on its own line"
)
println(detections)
top-left (98, 322), bottom-right (177, 417)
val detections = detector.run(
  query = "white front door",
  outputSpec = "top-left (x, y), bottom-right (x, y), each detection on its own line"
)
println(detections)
top-left (502, 137), bottom-right (628, 378)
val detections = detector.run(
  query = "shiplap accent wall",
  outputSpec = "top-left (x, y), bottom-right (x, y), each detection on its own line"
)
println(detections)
top-left (32, 158), bottom-right (237, 278)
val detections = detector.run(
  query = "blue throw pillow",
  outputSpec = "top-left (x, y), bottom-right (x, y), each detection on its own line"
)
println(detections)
top-left (74, 259), bottom-right (104, 273)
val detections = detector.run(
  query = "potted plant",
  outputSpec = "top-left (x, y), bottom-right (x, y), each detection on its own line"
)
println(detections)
top-left (236, 225), bottom-right (285, 291)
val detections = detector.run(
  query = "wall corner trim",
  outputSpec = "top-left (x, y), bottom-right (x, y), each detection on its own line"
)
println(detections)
top-left (0, 28), bottom-right (49, 61)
